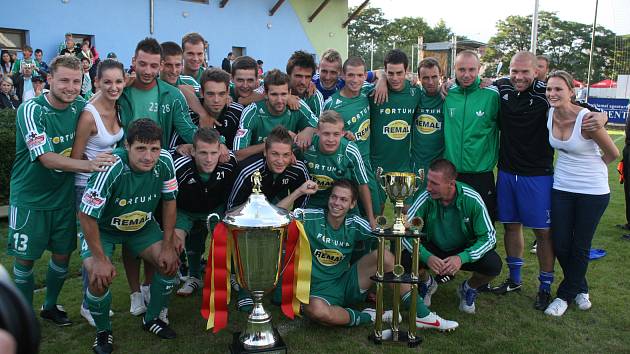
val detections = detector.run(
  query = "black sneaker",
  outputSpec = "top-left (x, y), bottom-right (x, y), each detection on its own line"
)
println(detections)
top-left (92, 330), bottom-right (113, 354)
top-left (616, 224), bottom-right (630, 230)
top-left (143, 317), bottom-right (176, 339)
top-left (40, 305), bottom-right (72, 326)
top-left (534, 290), bottom-right (552, 311)
top-left (476, 283), bottom-right (492, 293)
top-left (491, 279), bottom-right (522, 295)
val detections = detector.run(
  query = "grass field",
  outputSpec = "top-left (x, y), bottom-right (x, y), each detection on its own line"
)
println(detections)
top-left (1, 133), bottom-right (629, 353)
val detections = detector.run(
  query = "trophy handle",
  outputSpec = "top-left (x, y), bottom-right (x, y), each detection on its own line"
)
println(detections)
top-left (375, 166), bottom-right (384, 180)
top-left (415, 168), bottom-right (426, 192)
top-left (207, 213), bottom-right (221, 240)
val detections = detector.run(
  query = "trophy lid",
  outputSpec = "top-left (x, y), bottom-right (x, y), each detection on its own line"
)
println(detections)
top-left (223, 170), bottom-right (291, 229)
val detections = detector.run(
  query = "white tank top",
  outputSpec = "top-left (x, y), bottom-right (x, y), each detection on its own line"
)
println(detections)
top-left (547, 107), bottom-right (609, 195)
top-left (75, 103), bottom-right (124, 187)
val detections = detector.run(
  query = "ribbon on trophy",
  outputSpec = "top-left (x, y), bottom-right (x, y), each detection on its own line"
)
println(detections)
top-left (201, 222), bottom-right (232, 332)
top-left (280, 220), bottom-right (312, 319)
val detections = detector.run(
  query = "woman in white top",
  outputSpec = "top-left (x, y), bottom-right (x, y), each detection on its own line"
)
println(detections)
top-left (544, 70), bottom-right (619, 317)
top-left (71, 59), bottom-right (125, 326)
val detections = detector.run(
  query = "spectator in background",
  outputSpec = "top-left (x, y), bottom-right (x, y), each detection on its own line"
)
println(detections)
top-left (31, 76), bottom-right (45, 99)
top-left (82, 38), bottom-right (100, 62)
top-left (34, 49), bottom-right (49, 77)
top-left (1, 50), bottom-right (14, 78)
top-left (221, 52), bottom-right (232, 73)
top-left (13, 62), bottom-right (36, 104)
top-left (536, 55), bottom-right (550, 82)
top-left (106, 52), bottom-right (118, 61)
top-left (0, 77), bottom-right (20, 110)
top-left (60, 35), bottom-right (79, 57)
top-left (11, 46), bottom-right (38, 76)
top-left (80, 57), bottom-right (93, 99)
top-left (79, 42), bottom-right (93, 63)
top-left (257, 59), bottom-right (264, 76)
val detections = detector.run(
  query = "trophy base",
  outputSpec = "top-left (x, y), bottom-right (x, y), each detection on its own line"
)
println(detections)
top-left (369, 331), bottom-right (422, 348)
top-left (230, 329), bottom-right (287, 354)
top-left (372, 228), bottom-right (422, 238)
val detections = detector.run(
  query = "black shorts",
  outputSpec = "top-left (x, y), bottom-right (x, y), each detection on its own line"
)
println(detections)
top-left (457, 171), bottom-right (496, 223)
top-left (402, 242), bottom-right (502, 277)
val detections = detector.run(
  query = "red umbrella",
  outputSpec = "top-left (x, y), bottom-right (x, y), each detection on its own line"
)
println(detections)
top-left (590, 79), bottom-right (617, 88)
top-left (573, 79), bottom-right (584, 88)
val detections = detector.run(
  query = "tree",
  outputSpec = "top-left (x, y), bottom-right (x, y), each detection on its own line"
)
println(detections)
top-left (482, 11), bottom-right (616, 82)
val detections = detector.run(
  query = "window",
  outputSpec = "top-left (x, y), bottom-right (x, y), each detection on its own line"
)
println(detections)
top-left (232, 46), bottom-right (245, 57)
top-left (0, 28), bottom-right (27, 52)
top-left (71, 33), bottom-right (95, 47)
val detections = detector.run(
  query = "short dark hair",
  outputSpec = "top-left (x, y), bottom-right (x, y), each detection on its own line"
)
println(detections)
top-left (537, 55), bottom-right (550, 65)
top-left (429, 158), bottom-right (457, 180)
top-left (342, 56), bottom-right (366, 73)
top-left (126, 118), bottom-right (162, 145)
top-left (161, 41), bottom-right (183, 58)
top-left (200, 68), bottom-right (231, 91)
top-left (384, 49), bottom-right (408, 71)
top-left (227, 52), bottom-right (232, 56)
top-left (135, 37), bottom-right (162, 58)
top-left (49, 55), bottom-right (81, 75)
top-left (22, 45), bottom-right (33, 53)
top-left (265, 125), bottom-right (293, 150)
top-left (96, 58), bottom-right (124, 80)
top-left (263, 69), bottom-right (289, 92)
top-left (418, 57), bottom-right (441, 74)
top-left (331, 179), bottom-right (359, 202)
top-left (181, 32), bottom-right (205, 50)
top-left (286, 50), bottom-right (316, 76)
top-left (193, 127), bottom-right (221, 148)
top-left (231, 56), bottom-right (258, 77)
top-left (34, 49), bottom-right (43, 55)
top-left (257, 59), bottom-right (263, 65)
top-left (80, 56), bottom-right (91, 63)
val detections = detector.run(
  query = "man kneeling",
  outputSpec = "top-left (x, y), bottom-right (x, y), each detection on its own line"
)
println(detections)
top-left (79, 119), bottom-right (180, 354)
top-left (298, 180), bottom-right (458, 331)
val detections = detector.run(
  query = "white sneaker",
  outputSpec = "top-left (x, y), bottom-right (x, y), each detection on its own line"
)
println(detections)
top-left (159, 307), bottom-right (169, 325)
top-left (422, 276), bottom-right (438, 307)
top-left (457, 282), bottom-right (477, 314)
top-left (544, 298), bottom-right (568, 317)
top-left (176, 277), bottom-right (200, 297)
top-left (81, 306), bottom-right (115, 327)
top-left (416, 312), bottom-right (459, 331)
top-left (129, 292), bottom-right (147, 316)
top-left (361, 308), bottom-right (402, 323)
top-left (575, 293), bottom-right (592, 310)
top-left (141, 284), bottom-right (151, 305)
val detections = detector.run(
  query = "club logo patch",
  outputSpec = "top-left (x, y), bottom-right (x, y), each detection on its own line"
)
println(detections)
top-left (355, 119), bottom-right (370, 141)
top-left (313, 175), bottom-right (335, 190)
top-left (82, 188), bottom-right (106, 208)
top-left (25, 131), bottom-right (46, 150)
top-left (235, 129), bottom-right (248, 138)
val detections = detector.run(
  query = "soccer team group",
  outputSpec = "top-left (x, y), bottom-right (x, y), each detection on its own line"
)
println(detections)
top-left (6, 31), bottom-right (619, 354)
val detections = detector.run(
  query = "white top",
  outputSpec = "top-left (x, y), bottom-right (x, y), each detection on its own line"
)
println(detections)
top-left (547, 107), bottom-right (609, 195)
top-left (75, 103), bottom-right (124, 187)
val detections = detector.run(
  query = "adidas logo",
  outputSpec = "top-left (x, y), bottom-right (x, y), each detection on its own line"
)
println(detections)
top-left (502, 94), bottom-right (509, 101)
top-left (187, 178), bottom-right (197, 184)
top-left (475, 110), bottom-right (485, 117)
top-left (336, 99), bottom-right (342, 105)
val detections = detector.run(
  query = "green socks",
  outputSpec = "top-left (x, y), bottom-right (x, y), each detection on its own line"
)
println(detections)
top-left (86, 289), bottom-right (112, 331)
top-left (144, 272), bottom-right (176, 321)
top-left (13, 261), bottom-right (34, 305)
top-left (43, 259), bottom-right (68, 310)
top-left (402, 290), bottom-right (430, 318)
top-left (345, 308), bottom-right (372, 327)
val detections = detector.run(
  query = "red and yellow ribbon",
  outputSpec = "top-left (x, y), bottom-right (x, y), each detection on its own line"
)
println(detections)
top-left (281, 220), bottom-right (312, 319)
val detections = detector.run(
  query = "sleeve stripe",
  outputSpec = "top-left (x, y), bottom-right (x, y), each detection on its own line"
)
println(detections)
top-left (461, 187), bottom-right (496, 259)
top-left (346, 143), bottom-right (369, 182)
top-left (81, 161), bottom-right (123, 215)
top-left (233, 103), bottom-right (257, 149)
top-left (407, 191), bottom-right (429, 218)
top-left (173, 155), bottom-right (192, 171)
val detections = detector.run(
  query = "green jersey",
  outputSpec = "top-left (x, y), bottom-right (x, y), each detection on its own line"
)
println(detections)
top-left (369, 81), bottom-right (418, 173)
top-left (411, 89), bottom-right (445, 176)
top-left (79, 148), bottom-right (178, 235)
top-left (175, 75), bottom-right (201, 95)
top-left (323, 84), bottom-right (374, 162)
top-left (303, 90), bottom-right (324, 118)
top-left (228, 81), bottom-right (265, 101)
top-left (296, 208), bottom-right (374, 283)
top-left (10, 94), bottom-right (87, 209)
top-left (302, 136), bottom-right (369, 209)
top-left (128, 85), bottom-right (159, 122)
top-left (233, 100), bottom-right (318, 150)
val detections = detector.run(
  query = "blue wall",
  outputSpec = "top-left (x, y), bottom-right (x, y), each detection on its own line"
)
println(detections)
top-left (2, 0), bottom-right (318, 72)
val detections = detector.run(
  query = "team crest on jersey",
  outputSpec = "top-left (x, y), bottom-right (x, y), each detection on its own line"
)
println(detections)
top-left (313, 175), bottom-right (335, 190)
top-left (111, 211), bottom-right (152, 232)
top-left (383, 120), bottom-right (410, 140)
top-left (82, 188), bottom-right (106, 208)
top-left (416, 115), bottom-right (442, 134)
top-left (313, 248), bottom-right (344, 266)
top-left (25, 131), bottom-right (46, 150)
top-left (355, 120), bottom-right (370, 141)
top-left (410, 87), bottom-right (417, 96)
top-left (235, 129), bottom-right (248, 138)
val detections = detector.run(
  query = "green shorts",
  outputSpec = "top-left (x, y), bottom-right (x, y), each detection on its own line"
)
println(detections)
top-left (175, 209), bottom-right (210, 236)
top-left (80, 220), bottom-right (162, 260)
top-left (7, 204), bottom-right (77, 260)
top-left (310, 263), bottom-right (366, 307)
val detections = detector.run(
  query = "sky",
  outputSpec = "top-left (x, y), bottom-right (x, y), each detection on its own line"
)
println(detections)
top-left (348, 0), bottom-right (630, 43)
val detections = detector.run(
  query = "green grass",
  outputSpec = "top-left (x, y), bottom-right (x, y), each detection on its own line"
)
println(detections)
top-left (1, 132), bottom-right (629, 353)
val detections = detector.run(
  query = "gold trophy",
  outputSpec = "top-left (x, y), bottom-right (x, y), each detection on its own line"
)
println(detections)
top-left (220, 171), bottom-right (290, 353)
top-left (370, 167), bottom-right (425, 347)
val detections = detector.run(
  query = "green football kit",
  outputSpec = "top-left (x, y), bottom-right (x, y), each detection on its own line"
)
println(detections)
top-left (411, 89), bottom-right (445, 191)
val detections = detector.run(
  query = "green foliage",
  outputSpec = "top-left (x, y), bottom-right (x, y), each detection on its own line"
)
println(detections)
top-left (0, 108), bottom-right (16, 204)
top-left (348, 7), bottom-right (453, 70)
top-left (482, 11), bottom-right (616, 81)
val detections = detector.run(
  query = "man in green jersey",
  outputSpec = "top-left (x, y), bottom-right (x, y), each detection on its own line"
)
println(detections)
top-left (302, 110), bottom-right (376, 228)
top-left (299, 180), bottom-right (458, 331)
top-left (79, 119), bottom-right (180, 354)
top-left (412, 57), bottom-right (445, 191)
top-left (8, 55), bottom-right (114, 325)
top-left (286, 50), bottom-right (324, 117)
top-left (233, 69), bottom-right (318, 160)
top-left (323, 56), bottom-right (382, 219)
top-left (369, 49), bottom-right (418, 175)
top-left (118, 38), bottom-right (198, 148)
top-left (181, 32), bottom-right (206, 84)
top-left (403, 159), bottom-right (501, 315)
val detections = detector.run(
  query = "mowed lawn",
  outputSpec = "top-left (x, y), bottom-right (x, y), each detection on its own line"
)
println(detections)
top-left (1, 132), bottom-right (629, 354)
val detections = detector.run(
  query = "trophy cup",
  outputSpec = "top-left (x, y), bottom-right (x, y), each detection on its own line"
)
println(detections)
top-left (370, 168), bottom-right (425, 348)
top-left (221, 171), bottom-right (290, 353)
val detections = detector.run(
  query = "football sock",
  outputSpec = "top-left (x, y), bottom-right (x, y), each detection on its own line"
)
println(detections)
top-left (538, 271), bottom-right (554, 293)
top-left (345, 308), bottom-right (371, 326)
top-left (506, 256), bottom-right (524, 284)
top-left (13, 261), bottom-right (34, 305)
top-left (43, 259), bottom-right (68, 310)
top-left (86, 289), bottom-right (112, 332)
top-left (145, 272), bottom-right (176, 322)
top-left (402, 290), bottom-right (430, 318)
